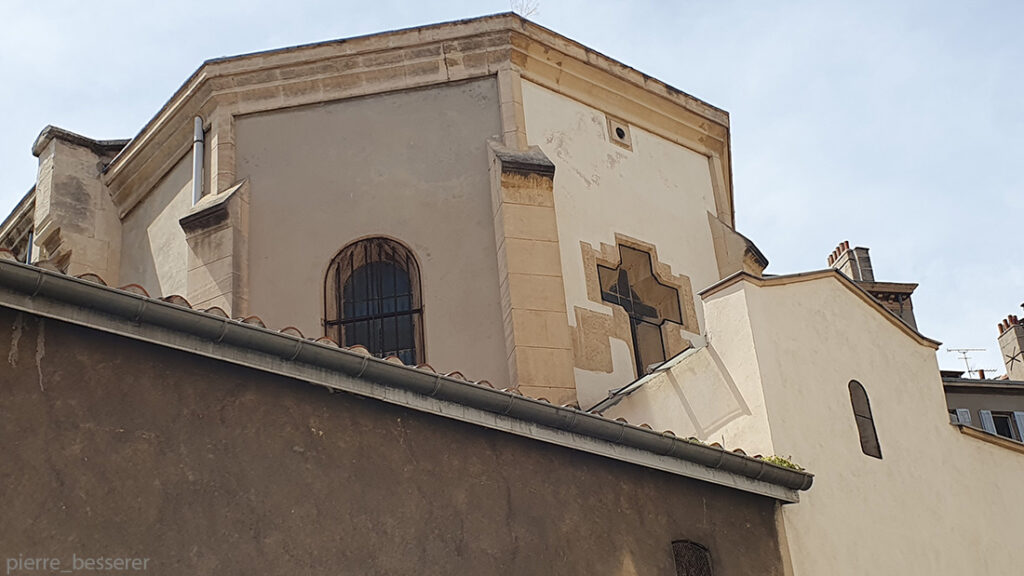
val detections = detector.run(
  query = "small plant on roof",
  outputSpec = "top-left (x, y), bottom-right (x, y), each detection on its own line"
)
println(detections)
top-left (763, 455), bottom-right (804, 471)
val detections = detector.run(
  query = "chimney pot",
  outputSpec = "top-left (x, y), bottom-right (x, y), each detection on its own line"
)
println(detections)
top-left (979, 369), bottom-right (986, 380)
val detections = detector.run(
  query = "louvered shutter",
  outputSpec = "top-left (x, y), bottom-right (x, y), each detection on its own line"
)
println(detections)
top-left (1013, 412), bottom-right (1024, 442)
top-left (955, 409), bottom-right (971, 425)
top-left (979, 410), bottom-right (996, 434)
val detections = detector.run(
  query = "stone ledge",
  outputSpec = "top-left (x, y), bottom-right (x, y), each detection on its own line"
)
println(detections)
top-left (489, 141), bottom-right (555, 177)
top-left (179, 180), bottom-right (245, 233)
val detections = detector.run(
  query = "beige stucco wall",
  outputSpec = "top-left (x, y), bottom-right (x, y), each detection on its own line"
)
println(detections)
top-left (719, 278), bottom-right (1024, 575)
top-left (235, 78), bottom-right (508, 386)
top-left (521, 81), bottom-right (724, 401)
top-left (119, 152), bottom-right (192, 297)
top-left (605, 274), bottom-right (1024, 573)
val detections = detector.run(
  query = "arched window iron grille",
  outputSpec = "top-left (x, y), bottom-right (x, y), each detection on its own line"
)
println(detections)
top-left (325, 237), bottom-right (424, 365)
top-left (597, 245), bottom-right (683, 376)
top-left (672, 540), bottom-right (713, 576)
top-left (849, 380), bottom-right (882, 459)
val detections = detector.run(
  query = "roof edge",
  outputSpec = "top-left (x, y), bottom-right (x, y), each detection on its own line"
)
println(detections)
top-left (102, 13), bottom-right (731, 204)
top-left (700, 269), bottom-right (942, 349)
top-left (0, 186), bottom-right (36, 241)
top-left (32, 125), bottom-right (130, 158)
top-left (0, 257), bottom-right (812, 499)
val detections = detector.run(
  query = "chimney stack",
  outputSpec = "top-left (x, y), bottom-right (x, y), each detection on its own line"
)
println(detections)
top-left (826, 240), bottom-right (918, 329)
top-left (999, 315), bottom-right (1024, 381)
top-left (828, 241), bottom-right (874, 283)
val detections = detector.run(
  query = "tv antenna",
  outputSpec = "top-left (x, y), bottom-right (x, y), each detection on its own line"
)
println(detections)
top-left (947, 348), bottom-right (986, 376)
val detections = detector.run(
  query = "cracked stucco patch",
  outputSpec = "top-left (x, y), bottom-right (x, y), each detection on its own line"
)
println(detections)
top-left (8, 312), bottom-right (23, 367)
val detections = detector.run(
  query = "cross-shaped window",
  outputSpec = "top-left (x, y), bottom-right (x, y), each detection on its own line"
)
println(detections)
top-left (598, 245), bottom-right (683, 376)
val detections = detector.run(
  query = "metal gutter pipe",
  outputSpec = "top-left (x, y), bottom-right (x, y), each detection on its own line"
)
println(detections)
top-left (192, 117), bottom-right (204, 205)
top-left (0, 259), bottom-right (813, 496)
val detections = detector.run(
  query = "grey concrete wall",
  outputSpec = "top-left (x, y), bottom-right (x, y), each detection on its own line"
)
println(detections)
top-left (1, 306), bottom-right (788, 576)
top-left (119, 152), bottom-right (192, 296)
top-left (236, 78), bottom-right (508, 386)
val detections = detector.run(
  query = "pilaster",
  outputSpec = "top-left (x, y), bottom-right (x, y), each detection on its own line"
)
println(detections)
top-left (489, 141), bottom-right (575, 404)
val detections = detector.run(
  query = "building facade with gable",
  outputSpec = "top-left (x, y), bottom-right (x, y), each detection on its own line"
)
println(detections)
top-left (1, 12), bottom-right (1022, 576)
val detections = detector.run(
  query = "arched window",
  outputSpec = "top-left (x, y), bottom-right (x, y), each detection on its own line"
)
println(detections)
top-left (598, 245), bottom-right (683, 376)
top-left (849, 380), bottom-right (882, 459)
top-left (325, 237), bottom-right (423, 365)
top-left (672, 541), bottom-right (713, 576)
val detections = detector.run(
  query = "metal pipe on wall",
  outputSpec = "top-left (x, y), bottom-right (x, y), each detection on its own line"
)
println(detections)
top-left (192, 117), bottom-right (204, 205)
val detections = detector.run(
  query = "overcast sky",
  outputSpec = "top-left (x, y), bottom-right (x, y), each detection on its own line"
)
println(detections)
top-left (1, 0), bottom-right (1020, 374)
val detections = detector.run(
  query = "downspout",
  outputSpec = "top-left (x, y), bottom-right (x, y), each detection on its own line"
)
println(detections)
top-left (24, 231), bottom-right (33, 264)
top-left (192, 117), bottom-right (204, 205)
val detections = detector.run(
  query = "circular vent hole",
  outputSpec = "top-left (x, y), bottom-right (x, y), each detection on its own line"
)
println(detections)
top-left (615, 127), bottom-right (626, 139)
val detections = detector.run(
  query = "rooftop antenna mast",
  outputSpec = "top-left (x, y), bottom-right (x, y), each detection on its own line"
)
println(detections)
top-left (947, 348), bottom-right (986, 377)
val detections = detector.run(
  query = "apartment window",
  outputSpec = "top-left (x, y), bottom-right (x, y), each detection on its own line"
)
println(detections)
top-left (980, 410), bottom-right (1024, 441)
top-left (598, 245), bottom-right (683, 376)
top-left (849, 380), bottom-right (882, 459)
top-left (672, 541), bottom-right (713, 576)
top-left (325, 237), bottom-right (423, 365)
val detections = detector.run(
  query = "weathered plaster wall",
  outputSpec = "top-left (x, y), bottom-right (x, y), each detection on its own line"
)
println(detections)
top-left (0, 306), bottom-right (789, 576)
top-left (733, 278), bottom-right (1024, 576)
top-left (521, 81), bottom-right (724, 400)
top-left (236, 79), bottom-right (508, 385)
top-left (119, 152), bottom-right (192, 297)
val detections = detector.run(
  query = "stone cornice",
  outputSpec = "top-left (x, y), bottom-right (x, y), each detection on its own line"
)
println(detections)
top-left (101, 13), bottom-right (735, 223)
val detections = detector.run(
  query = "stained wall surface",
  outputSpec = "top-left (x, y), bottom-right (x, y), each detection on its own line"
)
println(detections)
top-left (0, 306), bottom-right (789, 576)
top-left (521, 81), bottom-right (725, 397)
top-left (235, 78), bottom-right (508, 385)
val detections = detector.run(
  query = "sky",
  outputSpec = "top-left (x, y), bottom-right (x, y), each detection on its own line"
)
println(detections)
top-left (1, 0), bottom-right (1020, 374)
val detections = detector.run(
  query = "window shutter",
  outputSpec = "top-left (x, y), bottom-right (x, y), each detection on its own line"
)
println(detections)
top-left (979, 410), bottom-right (996, 434)
top-left (955, 409), bottom-right (971, 425)
top-left (1013, 412), bottom-right (1024, 442)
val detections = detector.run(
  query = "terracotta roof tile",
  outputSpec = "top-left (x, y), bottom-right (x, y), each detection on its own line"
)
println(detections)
top-left (75, 273), bottom-right (107, 286)
top-left (118, 284), bottom-right (151, 297)
top-left (161, 294), bottom-right (192, 308)
top-left (203, 306), bottom-right (229, 318)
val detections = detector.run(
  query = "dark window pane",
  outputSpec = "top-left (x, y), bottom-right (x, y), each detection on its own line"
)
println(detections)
top-left (398, 315), bottom-right (414, 349)
top-left (382, 316), bottom-right (398, 354)
top-left (849, 381), bottom-right (882, 459)
top-left (635, 321), bottom-right (666, 374)
top-left (994, 414), bottom-right (1014, 439)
